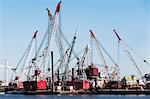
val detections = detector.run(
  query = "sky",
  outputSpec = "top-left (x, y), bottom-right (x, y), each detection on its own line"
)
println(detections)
top-left (0, 0), bottom-right (150, 81)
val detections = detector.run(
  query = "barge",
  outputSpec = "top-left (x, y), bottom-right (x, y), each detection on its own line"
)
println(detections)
top-left (2, 1), bottom-right (150, 96)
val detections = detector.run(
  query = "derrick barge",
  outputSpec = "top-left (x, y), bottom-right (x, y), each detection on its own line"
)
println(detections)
top-left (4, 65), bottom-right (150, 95)
top-left (3, 1), bottom-right (150, 96)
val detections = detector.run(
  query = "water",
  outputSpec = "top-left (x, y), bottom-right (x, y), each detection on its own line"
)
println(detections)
top-left (0, 94), bottom-right (150, 99)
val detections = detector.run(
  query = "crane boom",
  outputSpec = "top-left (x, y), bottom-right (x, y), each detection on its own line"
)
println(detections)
top-left (113, 29), bottom-right (143, 78)
top-left (89, 29), bottom-right (120, 81)
top-left (124, 49), bottom-right (143, 77)
top-left (64, 31), bottom-right (77, 79)
top-left (113, 29), bottom-right (121, 41)
top-left (55, 1), bottom-right (62, 15)
top-left (89, 30), bottom-right (110, 79)
top-left (79, 45), bottom-right (88, 80)
top-left (89, 30), bottom-right (108, 67)
top-left (11, 31), bottom-right (38, 81)
top-left (42, 1), bottom-right (62, 73)
top-left (46, 8), bottom-right (53, 20)
top-left (20, 31), bottom-right (37, 79)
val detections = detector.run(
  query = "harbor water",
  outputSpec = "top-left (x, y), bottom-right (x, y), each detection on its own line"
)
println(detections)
top-left (0, 94), bottom-right (150, 99)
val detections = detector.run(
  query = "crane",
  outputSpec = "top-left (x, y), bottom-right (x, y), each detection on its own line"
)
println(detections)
top-left (64, 31), bottom-right (78, 80)
top-left (34, 1), bottom-right (64, 75)
top-left (31, 1), bottom-right (81, 82)
top-left (77, 45), bottom-right (89, 80)
top-left (11, 30), bottom-right (38, 82)
top-left (89, 30), bottom-right (120, 81)
top-left (113, 29), bottom-right (143, 78)
top-left (39, 1), bottom-right (81, 78)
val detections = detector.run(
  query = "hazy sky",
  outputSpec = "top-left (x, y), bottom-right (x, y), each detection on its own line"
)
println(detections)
top-left (0, 0), bottom-right (150, 81)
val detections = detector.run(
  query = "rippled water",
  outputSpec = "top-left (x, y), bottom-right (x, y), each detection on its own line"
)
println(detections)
top-left (0, 94), bottom-right (150, 99)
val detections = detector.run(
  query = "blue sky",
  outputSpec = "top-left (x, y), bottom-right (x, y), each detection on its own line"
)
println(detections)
top-left (0, 0), bottom-right (150, 80)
